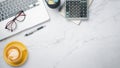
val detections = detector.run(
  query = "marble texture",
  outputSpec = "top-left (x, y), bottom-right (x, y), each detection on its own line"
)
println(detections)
top-left (0, 0), bottom-right (120, 68)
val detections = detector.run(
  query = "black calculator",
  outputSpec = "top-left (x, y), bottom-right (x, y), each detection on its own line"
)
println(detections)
top-left (65, 0), bottom-right (88, 19)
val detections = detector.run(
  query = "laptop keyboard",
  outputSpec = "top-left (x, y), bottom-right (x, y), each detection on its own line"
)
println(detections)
top-left (66, 0), bottom-right (88, 19)
top-left (0, 0), bottom-right (38, 22)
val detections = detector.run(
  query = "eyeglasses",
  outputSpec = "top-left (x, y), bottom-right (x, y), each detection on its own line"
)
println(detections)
top-left (5, 11), bottom-right (26, 32)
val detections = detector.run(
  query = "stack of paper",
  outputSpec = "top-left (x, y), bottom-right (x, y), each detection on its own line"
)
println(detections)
top-left (59, 0), bottom-right (94, 25)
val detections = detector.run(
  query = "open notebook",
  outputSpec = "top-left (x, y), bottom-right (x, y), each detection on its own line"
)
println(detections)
top-left (0, 0), bottom-right (50, 41)
top-left (59, 0), bottom-right (94, 25)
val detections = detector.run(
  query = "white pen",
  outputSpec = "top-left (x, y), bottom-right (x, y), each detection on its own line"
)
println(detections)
top-left (25, 26), bottom-right (45, 36)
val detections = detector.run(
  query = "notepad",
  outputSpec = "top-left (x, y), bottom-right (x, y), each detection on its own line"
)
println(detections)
top-left (0, 0), bottom-right (50, 41)
top-left (59, 0), bottom-right (93, 25)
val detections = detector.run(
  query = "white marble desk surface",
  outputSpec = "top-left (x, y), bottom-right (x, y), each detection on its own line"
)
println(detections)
top-left (0, 0), bottom-right (120, 68)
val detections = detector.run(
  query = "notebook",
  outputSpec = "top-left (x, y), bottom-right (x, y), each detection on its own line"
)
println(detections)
top-left (0, 0), bottom-right (50, 41)
top-left (59, 0), bottom-right (94, 25)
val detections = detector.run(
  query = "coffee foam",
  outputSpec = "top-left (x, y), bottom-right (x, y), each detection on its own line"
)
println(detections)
top-left (7, 48), bottom-right (20, 61)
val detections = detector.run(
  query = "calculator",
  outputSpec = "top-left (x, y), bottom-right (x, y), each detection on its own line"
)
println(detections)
top-left (65, 0), bottom-right (88, 19)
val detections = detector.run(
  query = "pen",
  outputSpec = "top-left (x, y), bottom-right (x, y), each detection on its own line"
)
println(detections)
top-left (25, 26), bottom-right (45, 36)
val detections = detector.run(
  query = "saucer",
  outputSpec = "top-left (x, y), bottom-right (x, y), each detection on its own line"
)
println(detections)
top-left (3, 41), bottom-right (28, 66)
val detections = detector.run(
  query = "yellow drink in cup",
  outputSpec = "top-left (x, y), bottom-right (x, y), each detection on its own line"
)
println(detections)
top-left (4, 41), bottom-right (28, 66)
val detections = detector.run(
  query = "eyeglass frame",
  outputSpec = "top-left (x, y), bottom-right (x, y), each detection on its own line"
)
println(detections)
top-left (5, 10), bottom-right (26, 32)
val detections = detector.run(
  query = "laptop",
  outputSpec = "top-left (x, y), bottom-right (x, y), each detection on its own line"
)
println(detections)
top-left (0, 0), bottom-right (50, 41)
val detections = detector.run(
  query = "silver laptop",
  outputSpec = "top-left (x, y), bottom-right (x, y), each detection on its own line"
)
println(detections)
top-left (0, 0), bottom-right (39, 22)
top-left (0, 0), bottom-right (50, 41)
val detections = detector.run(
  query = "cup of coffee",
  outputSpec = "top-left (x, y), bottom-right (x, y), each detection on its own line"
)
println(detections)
top-left (4, 41), bottom-right (28, 66)
top-left (6, 46), bottom-right (23, 64)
